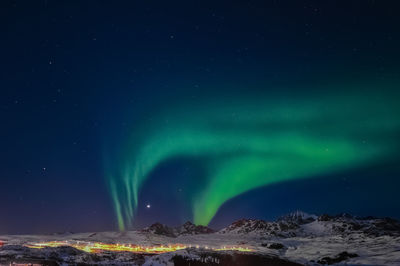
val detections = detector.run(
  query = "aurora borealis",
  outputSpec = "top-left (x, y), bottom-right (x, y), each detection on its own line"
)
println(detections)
top-left (1, 1), bottom-right (400, 234)
top-left (107, 88), bottom-right (399, 230)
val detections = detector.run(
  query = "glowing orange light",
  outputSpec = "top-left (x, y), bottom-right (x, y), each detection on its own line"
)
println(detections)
top-left (25, 241), bottom-right (187, 254)
top-left (214, 246), bottom-right (253, 252)
top-left (24, 241), bottom-right (253, 254)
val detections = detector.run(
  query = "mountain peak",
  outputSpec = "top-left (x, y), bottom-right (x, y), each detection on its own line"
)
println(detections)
top-left (178, 221), bottom-right (215, 235)
top-left (278, 211), bottom-right (317, 224)
top-left (141, 221), bottom-right (214, 237)
top-left (141, 222), bottom-right (176, 237)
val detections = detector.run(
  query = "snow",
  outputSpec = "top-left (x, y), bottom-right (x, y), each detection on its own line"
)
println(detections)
top-left (1, 213), bottom-right (399, 265)
top-left (301, 221), bottom-right (333, 236)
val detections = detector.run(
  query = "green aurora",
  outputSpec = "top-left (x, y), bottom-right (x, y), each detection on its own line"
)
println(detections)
top-left (106, 85), bottom-right (400, 230)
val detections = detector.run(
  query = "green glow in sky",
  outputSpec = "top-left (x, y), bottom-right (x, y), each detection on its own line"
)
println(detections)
top-left (106, 86), bottom-right (399, 230)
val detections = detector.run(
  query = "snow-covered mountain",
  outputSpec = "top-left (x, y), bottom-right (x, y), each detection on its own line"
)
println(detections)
top-left (177, 221), bottom-right (215, 235)
top-left (218, 218), bottom-right (299, 237)
top-left (219, 211), bottom-right (400, 238)
top-left (141, 221), bottom-right (215, 237)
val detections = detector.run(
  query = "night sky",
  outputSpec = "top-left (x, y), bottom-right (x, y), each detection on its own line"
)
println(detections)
top-left (1, 1), bottom-right (400, 234)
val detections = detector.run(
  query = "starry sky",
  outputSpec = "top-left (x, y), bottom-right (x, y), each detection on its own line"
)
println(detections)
top-left (1, 1), bottom-right (400, 234)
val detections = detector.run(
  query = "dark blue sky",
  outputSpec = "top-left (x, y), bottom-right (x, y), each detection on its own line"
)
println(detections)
top-left (1, 1), bottom-right (399, 234)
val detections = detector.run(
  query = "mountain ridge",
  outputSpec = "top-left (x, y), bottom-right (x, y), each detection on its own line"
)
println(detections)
top-left (141, 211), bottom-right (400, 238)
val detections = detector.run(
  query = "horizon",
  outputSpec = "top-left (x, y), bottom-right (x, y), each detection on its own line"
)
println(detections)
top-left (2, 209), bottom-right (399, 236)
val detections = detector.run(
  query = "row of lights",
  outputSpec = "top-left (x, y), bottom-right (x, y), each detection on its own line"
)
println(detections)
top-left (24, 240), bottom-right (253, 254)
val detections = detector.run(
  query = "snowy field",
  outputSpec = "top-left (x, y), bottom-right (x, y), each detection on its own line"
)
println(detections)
top-left (1, 212), bottom-right (399, 265)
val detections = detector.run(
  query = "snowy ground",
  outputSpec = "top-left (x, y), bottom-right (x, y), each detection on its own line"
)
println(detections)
top-left (1, 215), bottom-right (400, 265)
